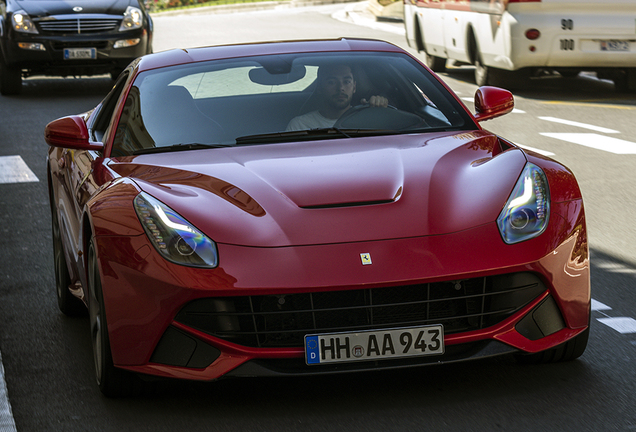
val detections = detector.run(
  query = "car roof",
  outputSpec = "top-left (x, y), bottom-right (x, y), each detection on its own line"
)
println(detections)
top-left (136, 38), bottom-right (405, 72)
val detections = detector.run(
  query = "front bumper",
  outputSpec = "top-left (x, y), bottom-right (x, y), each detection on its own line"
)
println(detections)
top-left (94, 199), bottom-right (589, 381)
top-left (3, 28), bottom-right (149, 76)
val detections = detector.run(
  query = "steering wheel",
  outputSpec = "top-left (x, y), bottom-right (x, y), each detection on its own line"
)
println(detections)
top-left (334, 104), bottom-right (426, 130)
top-left (336, 103), bottom-right (396, 124)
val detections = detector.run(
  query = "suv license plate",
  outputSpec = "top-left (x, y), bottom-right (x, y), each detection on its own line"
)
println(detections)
top-left (305, 324), bottom-right (444, 365)
top-left (600, 40), bottom-right (630, 52)
top-left (64, 48), bottom-right (97, 60)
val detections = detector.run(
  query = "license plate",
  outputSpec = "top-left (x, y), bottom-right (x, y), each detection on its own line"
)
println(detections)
top-left (600, 40), bottom-right (630, 52)
top-left (64, 48), bottom-right (97, 60)
top-left (305, 324), bottom-right (444, 365)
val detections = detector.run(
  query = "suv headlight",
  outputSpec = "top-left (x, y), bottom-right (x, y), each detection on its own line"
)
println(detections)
top-left (12, 11), bottom-right (38, 34)
top-left (497, 163), bottom-right (550, 244)
top-left (134, 192), bottom-right (219, 268)
top-left (119, 6), bottom-right (143, 31)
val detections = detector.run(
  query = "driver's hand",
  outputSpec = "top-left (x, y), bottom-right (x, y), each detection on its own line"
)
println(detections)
top-left (361, 95), bottom-right (388, 108)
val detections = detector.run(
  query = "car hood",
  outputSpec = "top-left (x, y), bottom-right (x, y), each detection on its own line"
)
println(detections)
top-left (15, 0), bottom-right (131, 17)
top-left (111, 131), bottom-right (528, 247)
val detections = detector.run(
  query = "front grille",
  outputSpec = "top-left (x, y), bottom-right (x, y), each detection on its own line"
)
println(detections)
top-left (38, 18), bottom-right (120, 34)
top-left (175, 272), bottom-right (546, 348)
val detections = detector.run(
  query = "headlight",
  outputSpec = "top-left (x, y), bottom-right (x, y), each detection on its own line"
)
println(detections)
top-left (134, 192), bottom-right (218, 268)
top-left (497, 163), bottom-right (550, 244)
top-left (119, 6), bottom-right (143, 31)
top-left (12, 11), bottom-right (38, 34)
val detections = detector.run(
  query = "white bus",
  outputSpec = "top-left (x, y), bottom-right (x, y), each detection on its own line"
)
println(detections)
top-left (403, 0), bottom-right (636, 90)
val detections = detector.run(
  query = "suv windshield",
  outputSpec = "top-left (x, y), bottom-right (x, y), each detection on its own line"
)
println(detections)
top-left (111, 52), bottom-right (473, 156)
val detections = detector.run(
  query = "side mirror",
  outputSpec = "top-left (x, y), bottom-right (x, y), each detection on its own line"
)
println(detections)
top-left (44, 115), bottom-right (104, 151)
top-left (473, 86), bottom-right (514, 122)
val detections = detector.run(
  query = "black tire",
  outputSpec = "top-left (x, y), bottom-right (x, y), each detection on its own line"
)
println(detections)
top-left (514, 326), bottom-right (589, 364)
top-left (612, 69), bottom-right (636, 93)
top-left (425, 53), bottom-right (446, 73)
top-left (0, 58), bottom-right (22, 96)
top-left (474, 54), bottom-right (492, 87)
top-left (88, 239), bottom-right (144, 397)
top-left (413, 19), bottom-right (445, 72)
top-left (475, 55), bottom-right (529, 90)
top-left (557, 69), bottom-right (579, 78)
top-left (51, 190), bottom-right (86, 316)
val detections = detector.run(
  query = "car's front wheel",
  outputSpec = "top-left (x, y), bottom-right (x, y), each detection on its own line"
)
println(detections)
top-left (51, 192), bottom-right (85, 316)
top-left (88, 239), bottom-right (144, 397)
top-left (0, 58), bottom-right (22, 96)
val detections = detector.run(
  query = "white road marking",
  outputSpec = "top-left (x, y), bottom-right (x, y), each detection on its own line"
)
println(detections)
top-left (539, 116), bottom-right (619, 134)
top-left (597, 317), bottom-right (636, 334)
top-left (515, 143), bottom-right (555, 156)
top-left (594, 261), bottom-right (636, 274)
top-left (540, 133), bottom-right (636, 154)
top-left (0, 156), bottom-right (39, 184)
top-left (593, 295), bottom-right (636, 335)
top-left (0, 351), bottom-right (17, 432)
top-left (595, 260), bottom-right (636, 274)
top-left (592, 299), bottom-right (612, 312)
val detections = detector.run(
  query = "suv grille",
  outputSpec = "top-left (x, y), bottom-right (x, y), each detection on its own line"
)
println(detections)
top-left (38, 18), bottom-right (120, 34)
top-left (175, 272), bottom-right (546, 348)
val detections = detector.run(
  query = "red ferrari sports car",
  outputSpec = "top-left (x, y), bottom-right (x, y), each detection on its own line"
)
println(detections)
top-left (46, 38), bottom-right (590, 397)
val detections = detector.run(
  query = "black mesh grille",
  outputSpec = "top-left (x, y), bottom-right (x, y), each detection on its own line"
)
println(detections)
top-left (175, 272), bottom-right (546, 348)
top-left (38, 18), bottom-right (120, 33)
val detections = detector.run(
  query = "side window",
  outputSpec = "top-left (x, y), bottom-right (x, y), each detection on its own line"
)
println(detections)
top-left (91, 72), bottom-right (130, 143)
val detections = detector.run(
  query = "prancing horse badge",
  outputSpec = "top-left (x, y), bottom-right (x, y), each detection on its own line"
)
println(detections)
top-left (360, 253), bottom-right (372, 265)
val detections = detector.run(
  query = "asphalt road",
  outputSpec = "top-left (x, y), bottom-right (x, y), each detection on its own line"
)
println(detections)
top-left (1, 3), bottom-right (635, 431)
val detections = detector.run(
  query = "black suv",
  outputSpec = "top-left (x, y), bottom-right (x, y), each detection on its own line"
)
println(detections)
top-left (0, 0), bottom-right (153, 95)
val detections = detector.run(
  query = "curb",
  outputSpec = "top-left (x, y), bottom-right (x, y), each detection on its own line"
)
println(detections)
top-left (366, 0), bottom-right (403, 22)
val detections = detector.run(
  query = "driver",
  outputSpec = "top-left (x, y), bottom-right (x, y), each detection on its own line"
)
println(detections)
top-left (286, 64), bottom-right (388, 131)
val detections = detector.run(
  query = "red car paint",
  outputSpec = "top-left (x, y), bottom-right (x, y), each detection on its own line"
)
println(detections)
top-left (46, 38), bottom-right (589, 391)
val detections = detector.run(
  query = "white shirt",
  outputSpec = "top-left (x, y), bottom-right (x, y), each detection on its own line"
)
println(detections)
top-left (286, 110), bottom-right (336, 131)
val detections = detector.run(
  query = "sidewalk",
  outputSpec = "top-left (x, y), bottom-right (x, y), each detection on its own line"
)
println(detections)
top-left (152, 0), bottom-right (404, 28)
top-left (335, 1), bottom-right (405, 35)
top-left (152, 0), bottom-right (360, 16)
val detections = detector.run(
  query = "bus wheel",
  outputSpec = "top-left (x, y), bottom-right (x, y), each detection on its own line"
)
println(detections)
top-left (474, 55), bottom-right (491, 87)
top-left (613, 69), bottom-right (636, 93)
top-left (425, 53), bottom-right (447, 72)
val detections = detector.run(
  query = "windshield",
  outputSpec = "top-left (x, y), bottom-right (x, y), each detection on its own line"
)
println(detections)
top-left (110, 52), bottom-right (473, 156)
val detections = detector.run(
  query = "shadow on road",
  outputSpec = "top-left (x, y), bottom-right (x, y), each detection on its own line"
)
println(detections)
top-left (441, 65), bottom-right (636, 107)
top-left (10, 76), bottom-right (115, 100)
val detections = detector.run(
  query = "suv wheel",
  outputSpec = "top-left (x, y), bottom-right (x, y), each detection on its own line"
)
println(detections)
top-left (0, 59), bottom-right (22, 96)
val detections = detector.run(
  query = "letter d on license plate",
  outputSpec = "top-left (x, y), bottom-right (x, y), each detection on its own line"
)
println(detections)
top-left (305, 324), bottom-right (444, 365)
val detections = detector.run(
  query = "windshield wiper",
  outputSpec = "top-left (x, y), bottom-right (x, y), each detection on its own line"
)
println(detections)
top-left (132, 143), bottom-right (233, 155)
top-left (235, 128), bottom-right (398, 144)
